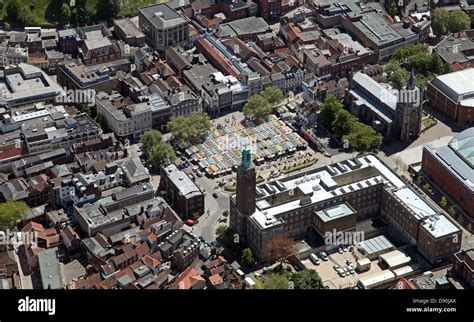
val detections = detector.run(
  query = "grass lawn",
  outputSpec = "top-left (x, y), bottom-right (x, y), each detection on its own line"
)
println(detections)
top-left (3, 0), bottom-right (160, 26)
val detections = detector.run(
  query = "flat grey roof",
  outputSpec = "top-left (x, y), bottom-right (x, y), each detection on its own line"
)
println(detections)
top-left (38, 248), bottom-right (63, 290)
top-left (139, 3), bottom-right (186, 29)
top-left (220, 17), bottom-right (270, 37)
top-left (424, 128), bottom-right (474, 193)
top-left (358, 235), bottom-right (394, 255)
top-left (163, 163), bottom-right (202, 199)
top-left (352, 11), bottom-right (403, 46)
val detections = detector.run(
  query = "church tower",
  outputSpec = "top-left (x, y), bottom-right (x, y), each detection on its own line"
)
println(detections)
top-left (230, 147), bottom-right (256, 239)
top-left (395, 69), bottom-right (422, 141)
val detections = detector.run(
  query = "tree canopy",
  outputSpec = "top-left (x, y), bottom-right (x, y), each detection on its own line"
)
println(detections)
top-left (95, 0), bottom-right (121, 20)
top-left (385, 44), bottom-right (450, 89)
top-left (265, 235), bottom-right (296, 266)
top-left (167, 112), bottom-right (211, 144)
top-left (241, 248), bottom-right (255, 266)
top-left (290, 270), bottom-right (324, 289)
top-left (318, 96), bottom-right (383, 151)
top-left (343, 122), bottom-right (383, 151)
top-left (243, 87), bottom-right (284, 121)
top-left (432, 9), bottom-right (470, 37)
top-left (4, 0), bottom-right (40, 26)
top-left (140, 130), bottom-right (176, 168)
top-left (243, 94), bottom-right (273, 121)
top-left (261, 86), bottom-right (284, 105)
top-left (0, 201), bottom-right (29, 229)
top-left (318, 96), bottom-right (342, 129)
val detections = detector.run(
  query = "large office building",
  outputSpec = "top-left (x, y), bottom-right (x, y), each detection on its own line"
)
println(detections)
top-left (422, 128), bottom-right (474, 224)
top-left (345, 71), bottom-right (422, 142)
top-left (0, 63), bottom-right (64, 108)
top-left (230, 150), bottom-right (461, 264)
top-left (138, 4), bottom-right (189, 51)
top-left (426, 68), bottom-right (474, 126)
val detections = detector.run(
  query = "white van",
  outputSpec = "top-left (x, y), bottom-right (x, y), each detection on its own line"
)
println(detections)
top-left (310, 253), bottom-right (320, 265)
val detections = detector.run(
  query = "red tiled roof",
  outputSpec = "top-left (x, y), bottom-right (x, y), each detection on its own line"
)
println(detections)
top-left (209, 274), bottom-right (223, 286)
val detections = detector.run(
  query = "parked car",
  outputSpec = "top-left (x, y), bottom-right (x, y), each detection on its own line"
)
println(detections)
top-left (337, 268), bottom-right (346, 277)
top-left (310, 254), bottom-right (320, 265)
top-left (346, 259), bottom-right (352, 266)
top-left (196, 171), bottom-right (203, 177)
top-left (333, 264), bottom-right (339, 271)
top-left (428, 189), bottom-right (435, 196)
top-left (348, 267), bottom-right (355, 274)
top-left (319, 252), bottom-right (329, 261)
top-left (185, 219), bottom-right (196, 226)
top-left (338, 247), bottom-right (343, 254)
top-left (343, 246), bottom-right (348, 252)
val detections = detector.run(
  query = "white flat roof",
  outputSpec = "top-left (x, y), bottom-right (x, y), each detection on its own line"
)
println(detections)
top-left (380, 250), bottom-right (411, 269)
top-left (421, 214), bottom-right (459, 238)
top-left (394, 187), bottom-right (436, 220)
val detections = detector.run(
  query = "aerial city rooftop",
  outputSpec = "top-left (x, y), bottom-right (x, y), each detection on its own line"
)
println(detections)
top-left (0, 0), bottom-right (473, 292)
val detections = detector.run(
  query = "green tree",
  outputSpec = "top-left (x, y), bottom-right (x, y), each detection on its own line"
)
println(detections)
top-left (94, 113), bottom-right (107, 132)
top-left (422, 183), bottom-right (430, 192)
top-left (448, 10), bottom-right (471, 33)
top-left (83, 105), bottom-right (93, 117)
top-left (70, 0), bottom-right (89, 24)
top-left (432, 8), bottom-right (450, 36)
top-left (4, 0), bottom-right (38, 26)
top-left (332, 109), bottom-right (356, 138)
top-left (167, 112), bottom-right (211, 144)
top-left (388, 1), bottom-right (398, 17)
top-left (290, 270), bottom-right (323, 289)
top-left (261, 86), bottom-right (284, 105)
top-left (243, 94), bottom-right (273, 121)
top-left (60, 3), bottom-right (71, 25)
top-left (140, 130), bottom-right (175, 168)
top-left (215, 225), bottom-right (228, 239)
top-left (264, 274), bottom-right (289, 289)
top-left (389, 68), bottom-right (409, 89)
top-left (148, 141), bottom-right (176, 168)
top-left (440, 196), bottom-right (448, 208)
top-left (448, 206), bottom-right (456, 217)
top-left (343, 122), bottom-right (383, 151)
top-left (318, 96), bottom-right (342, 130)
top-left (0, 201), bottom-right (29, 229)
top-left (95, 0), bottom-right (120, 20)
top-left (242, 248), bottom-right (255, 266)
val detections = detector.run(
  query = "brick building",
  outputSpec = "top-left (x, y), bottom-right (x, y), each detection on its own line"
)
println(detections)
top-left (422, 128), bottom-right (474, 224)
top-left (426, 68), bottom-right (474, 126)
